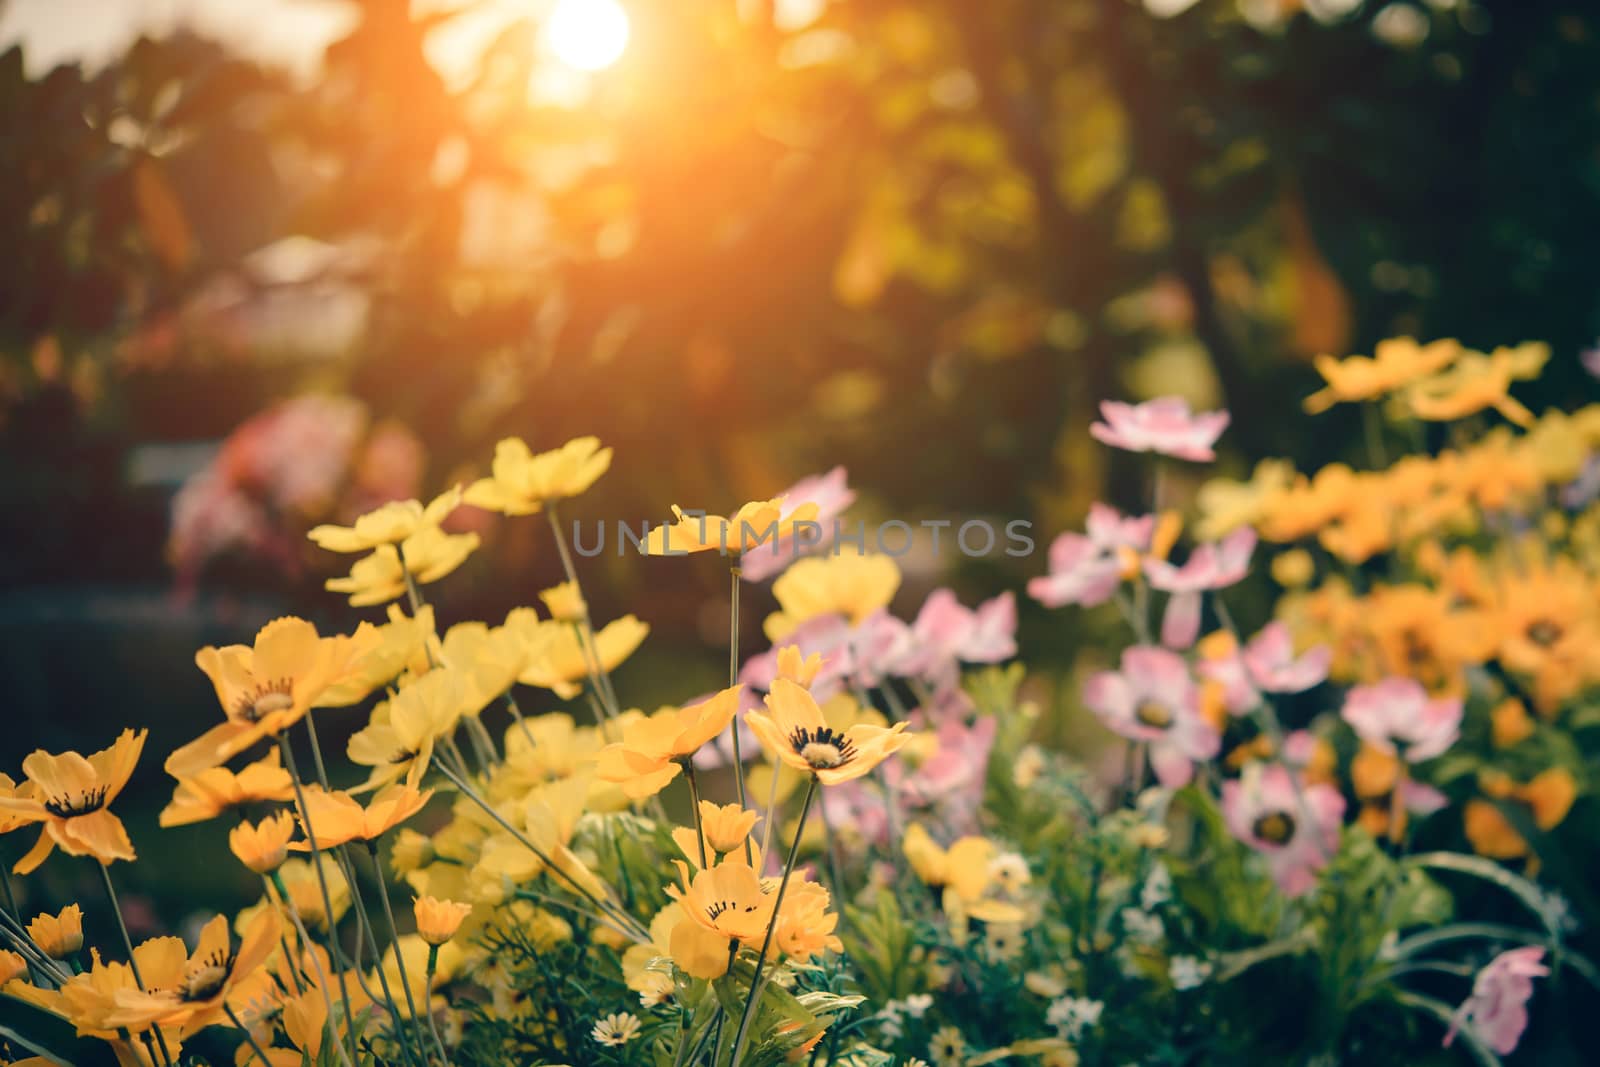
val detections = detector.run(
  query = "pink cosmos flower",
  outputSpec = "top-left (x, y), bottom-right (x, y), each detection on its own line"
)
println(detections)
top-left (1085, 502), bottom-right (1156, 552)
top-left (740, 467), bottom-right (857, 582)
top-left (1222, 763), bottom-right (1344, 897)
top-left (1340, 678), bottom-right (1462, 761)
top-left (1444, 947), bottom-right (1548, 1055)
top-left (1142, 528), bottom-right (1257, 648)
top-left (897, 590), bottom-right (1017, 685)
top-left (888, 715), bottom-right (996, 830)
top-left (1082, 646), bottom-right (1221, 787)
top-left (1201, 623), bottom-right (1330, 714)
top-left (1029, 533), bottom-right (1124, 609)
top-left (739, 614), bottom-right (856, 700)
top-left (1089, 396), bottom-right (1231, 462)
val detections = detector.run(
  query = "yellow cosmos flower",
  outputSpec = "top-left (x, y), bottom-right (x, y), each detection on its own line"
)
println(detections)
top-left (1, 728), bottom-right (145, 874)
top-left (699, 801), bottom-right (759, 855)
top-left (595, 687), bottom-right (742, 799)
top-left (641, 498), bottom-right (820, 556)
top-left (903, 823), bottom-right (1024, 924)
top-left (775, 646), bottom-right (825, 687)
top-left (1464, 768), bottom-right (1577, 860)
top-left (440, 621), bottom-right (528, 717)
top-left (1491, 698), bottom-right (1535, 748)
top-left (664, 858), bottom-right (773, 978)
top-left (464, 435), bottom-right (612, 515)
top-left (229, 811), bottom-right (296, 874)
top-left (159, 749), bottom-right (294, 827)
top-left (104, 909), bottom-right (280, 1036)
top-left (375, 935), bottom-right (465, 1018)
top-left (511, 611), bottom-right (649, 699)
top-left (169, 617), bottom-right (338, 778)
top-left (27, 904), bottom-right (83, 958)
top-left (414, 896), bottom-right (473, 946)
top-left (1401, 342), bottom-right (1546, 427)
top-left (0, 949), bottom-right (26, 985)
top-left (773, 878), bottom-right (842, 960)
top-left (319, 605), bottom-right (435, 707)
top-left (291, 784), bottom-right (432, 849)
top-left (256, 856), bottom-right (350, 931)
top-left (347, 667), bottom-right (467, 791)
top-left (325, 524), bottom-right (481, 607)
top-left (1302, 336), bottom-right (1461, 413)
top-left (307, 486), bottom-right (462, 553)
top-left (747, 679), bottom-right (908, 785)
top-left (623, 904), bottom-right (683, 1004)
top-left (764, 553), bottom-right (902, 641)
top-left (42, 936), bottom-right (189, 1052)
top-left (538, 581), bottom-right (587, 623)
top-left (1195, 458), bottom-right (1295, 541)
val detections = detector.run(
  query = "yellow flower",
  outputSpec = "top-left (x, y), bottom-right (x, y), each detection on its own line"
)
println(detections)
top-left (347, 667), bottom-right (467, 791)
top-left (903, 823), bottom-right (1025, 927)
top-left (0, 949), bottom-right (26, 985)
top-left (0, 729), bottom-right (146, 874)
top-left (623, 904), bottom-right (682, 1004)
top-left (665, 858), bottom-right (774, 974)
top-left (773, 878), bottom-right (842, 960)
top-left (1464, 768), bottom-right (1577, 860)
top-left (1195, 459), bottom-right (1294, 541)
top-left (391, 828), bottom-right (436, 875)
top-left (1490, 698), bottom-right (1535, 749)
top-left (764, 553), bottom-right (901, 640)
top-left (104, 909), bottom-right (280, 1036)
top-left (159, 749), bottom-right (295, 827)
top-left (538, 581), bottom-right (587, 623)
top-left (1270, 548), bottom-right (1314, 588)
top-left (291, 785), bottom-right (432, 848)
top-left (1302, 337), bottom-right (1461, 413)
top-left (169, 617), bottom-right (338, 778)
top-left (699, 801), bottom-right (759, 855)
top-left (595, 687), bottom-right (743, 799)
top-left (325, 525), bottom-right (480, 607)
top-left (747, 679), bottom-right (908, 784)
top-left (1401, 342), bottom-right (1546, 427)
top-left (441, 621), bottom-right (528, 717)
top-left (27, 904), bottom-right (83, 958)
top-left (775, 646), bottom-right (824, 687)
top-left (258, 856), bottom-right (350, 931)
top-left (43, 935), bottom-right (189, 1049)
top-left (464, 436), bottom-right (612, 515)
top-left (512, 611), bottom-right (649, 699)
top-left (229, 811), bottom-right (296, 874)
top-left (320, 605), bottom-right (435, 707)
top-left (641, 498), bottom-right (820, 556)
top-left (308, 486), bottom-right (462, 553)
top-left (414, 896), bottom-right (473, 946)
top-left (375, 935), bottom-right (465, 1018)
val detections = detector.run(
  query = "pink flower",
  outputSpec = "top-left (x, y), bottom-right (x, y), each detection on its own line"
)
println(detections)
top-left (1085, 502), bottom-right (1155, 552)
top-left (1340, 678), bottom-right (1461, 761)
top-left (739, 467), bottom-right (857, 581)
top-left (1201, 623), bottom-right (1330, 714)
top-left (1089, 396), bottom-right (1230, 462)
top-left (1082, 646), bottom-right (1220, 787)
top-left (1582, 344), bottom-right (1600, 381)
top-left (848, 610), bottom-right (917, 688)
top-left (1222, 764), bottom-right (1344, 897)
top-left (738, 614), bottom-right (856, 700)
top-left (1445, 947), bottom-right (1548, 1055)
top-left (1029, 534), bottom-right (1123, 608)
top-left (1142, 528), bottom-right (1257, 648)
top-left (889, 715), bottom-right (996, 828)
top-left (897, 590), bottom-right (1017, 685)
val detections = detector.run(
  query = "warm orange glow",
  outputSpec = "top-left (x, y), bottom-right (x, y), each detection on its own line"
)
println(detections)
top-left (545, 0), bottom-right (630, 72)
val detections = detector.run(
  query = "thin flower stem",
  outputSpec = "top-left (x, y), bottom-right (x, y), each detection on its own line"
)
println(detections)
top-left (546, 504), bottom-right (624, 719)
top-left (424, 945), bottom-right (452, 1065)
top-left (464, 714), bottom-right (500, 768)
top-left (367, 842), bottom-right (430, 1061)
top-left (431, 758), bottom-right (649, 941)
top-left (503, 691), bottom-right (539, 752)
top-left (279, 736), bottom-right (362, 1065)
top-left (335, 848), bottom-right (421, 1067)
top-left (0, 920), bottom-right (66, 985)
top-left (225, 1002), bottom-right (273, 1067)
top-left (731, 776), bottom-right (818, 1064)
top-left (267, 875), bottom-right (357, 1067)
top-left (729, 565), bottom-right (754, 867)
top-left (683, 762), bottom-right (710, 868)
top-left (96, 863), bottom-right (174, 1067)
top-left (304, 710), bottom-right (334, 790)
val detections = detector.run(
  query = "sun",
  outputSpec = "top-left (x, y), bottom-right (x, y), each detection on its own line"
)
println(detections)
top-left (545, 0), bottom-right (631, 72)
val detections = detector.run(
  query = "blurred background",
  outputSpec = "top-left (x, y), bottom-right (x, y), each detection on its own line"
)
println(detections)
top-left (1, 0), bottom-right (1598, 926)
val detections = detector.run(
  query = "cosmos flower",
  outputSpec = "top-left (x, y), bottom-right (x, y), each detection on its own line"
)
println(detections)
top-left (1222, 763), bottom-right (1344, 897)
top-left (464, 436), bottom-right (612, 515)
top-left (2, 729), bottom-right (147, 873)
top-left (746, 679), bottom-right (909, 784)
top-left (1444, 947), bottom-right (1548, 1055)
top-left (1090, 396), bottom-right (1230, 461)
top-left (1082, 647), bottom-right (1220, 788)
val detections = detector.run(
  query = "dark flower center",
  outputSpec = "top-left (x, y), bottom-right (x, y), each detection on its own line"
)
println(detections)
top-left (787, 726), bottom-right (856, 769)
top-left (235, 679), bottom-right (294, 723)
top-left (43, 785), bottom-right (109, 818)
top-left (1252, 810), bottom-right (1296, 845)
top-left (182, 947), bottom-right (236, 1001)
top-left (705, 899), bottom-right (759, 924)
top-left (1526, 619), bottom-right (1563, 648)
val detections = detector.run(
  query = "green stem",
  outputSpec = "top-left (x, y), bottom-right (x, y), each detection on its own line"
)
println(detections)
top-left (818, 789), bottom-right (846, 916)
top-left (731, 777), bottom-right (817, 1064)
top-left (367, 841), bottom-right (430, 1062)
top-left (268, 874), bottom-right (356, 1067)
top-left (279, 736), bottom-right (362, 1065)
top-left (97, 863), bottom-right (173, 1067)
top-left (547, 504), bottom-right (623, 721)
top-left (503, 691), bottom-right (539, 752)
top-left (225, 1002), bottom-right (273, 1066)
top-left (683, 762), bottom-right (711, 868)
top-left (729, 565), bottom-right (754, 867)
top-left (336, 848), bottom-right (420, 1067)
top-left (424, 945), bottom-right (452, 1065)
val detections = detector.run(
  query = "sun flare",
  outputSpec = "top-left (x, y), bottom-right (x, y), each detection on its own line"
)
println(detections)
top-left (546, 0), bottom-right (631, 72)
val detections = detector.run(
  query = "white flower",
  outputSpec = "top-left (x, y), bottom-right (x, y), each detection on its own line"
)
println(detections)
top-left (591, 1012), bottom-right (642, 1047)
top-left (1169, 955), bottom-right (1212, 990)
top-left (903, 992), bottom-right (934, 1019)
top-left (929, 1026), bottom-right (967, 1067)
top-left (1121, 907), bottom-right (1164, 945)
top-left (878, 1000), bottom-right (905, 1040)
top-left (988, 852), bottom-right (1032, 894)
top-left (985, 922), bottom-right (1025, 962)
top-left (1046, 996), bottom-right (1104, 1041)
top-left (1141, 863), bottom-right (1172, 911)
